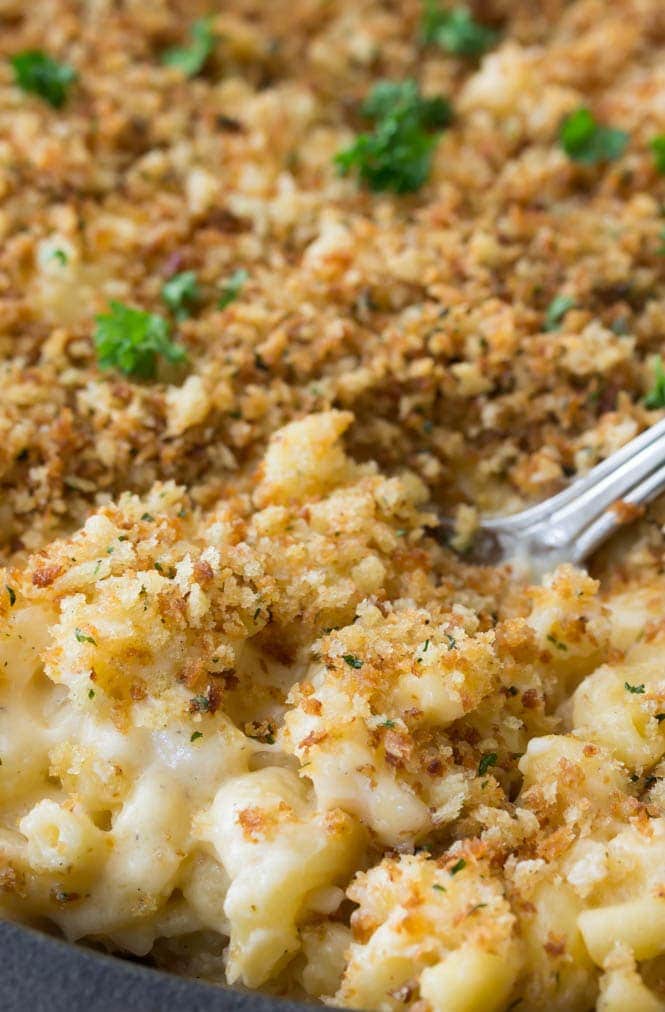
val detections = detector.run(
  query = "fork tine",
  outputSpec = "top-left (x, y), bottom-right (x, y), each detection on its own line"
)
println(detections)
top-left (485, 416), bottom-right (665, 532)
top-left (570, 458), bottom-right (665, 564)
top-left (538, 428), bottom-right (665, 540)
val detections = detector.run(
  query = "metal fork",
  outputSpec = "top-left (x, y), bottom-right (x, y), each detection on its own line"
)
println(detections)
top-left (446, 416), bottom-right (665, 576)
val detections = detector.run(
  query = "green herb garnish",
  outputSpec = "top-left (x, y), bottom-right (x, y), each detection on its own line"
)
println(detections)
top-left (421, 2), bottom-right (497, 57)
top-left (335, 78), bottom-right (452, 194)
top-left (162, 270), bottom-right (200, 321)
top-left (51, 249), bottom-right (68, 266)
top-left (624, 681), bottom-right (645, 694)
top-left (10, 50), bottom-right (77, 108)
top-left (380, 719), bottom-right (396, 728)
top-left (190, 731), bottom-right (203, 742)
top-left (94, 301), bottom-right (186, 379)
top-left (478, 752), bottom-right (497, 776)
top-left (449, 857), bottom-right (466, 875)
top-left (343, 654), bottom-right (363, 669)
top-left (218, 268), bottom-right (248, 310)
top-left (88, 688), bottom-right (95, 699)
top-left (645, 356), bottom-right (665, 409)
top-left (432, 883), bottom-right (447, 892)
top-left (544, 294), bottom-right (575, 332)
top-left (162, 17), bottom-right (216, 78)
top-left (6, 586), bottom-right (15, 607)
top-left (559, 107), bottom-right (628, 165)
top-left (75, 628), bottom-right (97, 645)
top-left (651, 135), bottom-right (665, 175)
top-left (445, 633), bottom-right (457, 649)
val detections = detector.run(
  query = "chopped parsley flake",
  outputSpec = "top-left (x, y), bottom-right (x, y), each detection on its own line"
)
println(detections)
top-left (422, 638), bottom-right (430, 652)
top-left (6, 586), bottom-right (16, 607)
top-left (544, 295), bottom-right (575, 332)
top-left (10, 50), bottom-right (77, 108)
top-left (421, 2), bottom-right (498, 57)
top-left (546, 633), bottom-right (568, 651)
top-left (218, 268), bottom-right (248, 309)
top-left (335, 78), bottom-right (452, 194)
top-left (162, 271), bottom-right (200, 321)
top-left (449, 858), bottom-right (466, 875)
top-left (94, 301), bottom-right (186, 379)
top-left (190, 731), bottom-right (204, 742)
top-left (445, 633), bottom-right (457, 649)
top-left (645, 356), bottom-right (665, 409)
top-left (190, 694), bottom-right (210, 712)
top-left (559, 107), bottom-right (628, 165)
top-left (88, 688), bottom-right (95, 699)
top-left (343, 654), bottom-right (363, 669)
top-left (253, 607), bottom-right (261, 620)
top-left (380, 719), bottom-right (396, 728)
top-left (141, 513), bottom-right (154, 522)
top-left (162, 17), bottom-right (216, 77)
top-left (478, 752), bottom-right (498, 776)
top-left (50, 249), bottom-right (68, 265)
top-left (651, 135), bottom-right (665, 175)
top-left (75, 628), bottom-right (97, 645)
top-left (624, 681), bottom-right (645, 694)
top-left (432, 883), bottom-right (446, 892)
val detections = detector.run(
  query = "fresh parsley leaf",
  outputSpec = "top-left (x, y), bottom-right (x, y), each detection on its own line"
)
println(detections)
top-left (75, 627), bottom-right (97, 645)
top-left (478, 752), bottom-right (497, 776)
top-left (449, 857), bottom-right (466, 875)
top-left (544, 294), bottom-right (575, 332)
top-left (559, 107), bottom-right (628, 165)
top-left (343, 654), bottom-right (363, 669)
top-left (51, 249), bottom-right (68, 265)
top-left (190, 731), bottom-right (204, 742)
top-left (162, 270), bottom-right (200, 321)
top-left (651, 135), bottom-right (665, 175)
top-left (94, 301), bottom-right (186, 379)
top-left (432, 883), bottom-right (446, 892)
top-left (421, 2), bottom-right (498, 57)
top-left (162, 17), bottom-right (216, 77)
top-left (10, 50), bottom-right (77, 108)
top-left (380, 719), bottom-right (396, 728)
top-left (218, 268), bottom-right (248, 309)
top-left (645, 356), bottom-right (665, 409)
top-left (88, 688), bottom-right (95, 699)
top-left (624, 681), bottom-right (645, 694)
top-left (335, 78), bottom-right (452, 193)
top-left (6, 586), bottom-right (16, 607)
top-left (445, 633), bottom-right (456, 649)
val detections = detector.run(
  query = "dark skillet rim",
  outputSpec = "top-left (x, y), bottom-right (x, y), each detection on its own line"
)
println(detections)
top-left (0, 918), bottom-right (317, 1012)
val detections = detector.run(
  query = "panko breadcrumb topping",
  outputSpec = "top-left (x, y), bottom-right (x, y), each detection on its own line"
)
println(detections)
top-left (1, 2), bottom-right (665, 1011)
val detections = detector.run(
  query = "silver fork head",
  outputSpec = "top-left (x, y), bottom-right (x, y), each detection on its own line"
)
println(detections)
top-left (437, 418), bottom-right (665, 577)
